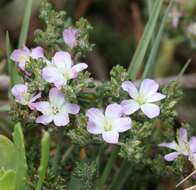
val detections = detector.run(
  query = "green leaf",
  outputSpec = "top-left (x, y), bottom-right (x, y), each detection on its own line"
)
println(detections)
top-left (36, 131), bottom-right (50, 190)
top-left (13, 123), bottom-right (27, 190)
top-left (0, 170), bottom-right (16, 190)
top-left (0, 135), bottom-right (15, 170)
top-left (142, 0), bottom-right (174, 79)
top-left (18, 0), bottom-right (33, 48)
top-left (6, 32), bottom-right (22, 87)
top-left (128, 0), bottom-right (163, 80)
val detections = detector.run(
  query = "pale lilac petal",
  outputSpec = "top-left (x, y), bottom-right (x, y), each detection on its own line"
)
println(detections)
top-left (36, 114), bottom-right (53, 125)
top-left (121, 99), bottom-right (140, 115)
top-left (164, 152), bottom-right (180, 161)
top-left (87, 121), bottom-right (102, 134)
top-left (105, 103), bottom-right (123, 119)
top-left (10, 49), bottom-right (23, 62)
top-left (52, 51), bottom-right (72, 70)
top-left (71, 63), bottom-right (88, 78)
top-left (178, 128), bottom-right (188, 143)
top-left (139, 79), bottom-right (159, 97)
top-left (11, 84), bottom-right (27, 97)
top-left (147, 93), bottom-right (166, 103)
top-left (62, 103), bottom-right (80, 114)
top-left (121, 81), bottom-right (138, 99)
top-left (102, 131), bottom-right (119, 144)
top-left (31, 47), bottom-right (44, 59)
top-left (34, 101), bottom-right (52, 115)
top-left (42, 66), bottom-right (65, 88)
top-left (86, 108), bottom-right (104, 126)
top-left (28, 92), bottom-right (42, 110)
top-left (141, 103), bottom-right (160, 118)
top-left (49, 88), bottom-right (65, 107)
top-left (53, 112), bottom-right (69, 126)
top-left (189, 137), bottom-right (196, 153)
top-left (158, 141), bottom-right (178, 151)
top-left (113, 117), bottom-right (132, 132)
top-left (63, 27), bottom-right (78, 48)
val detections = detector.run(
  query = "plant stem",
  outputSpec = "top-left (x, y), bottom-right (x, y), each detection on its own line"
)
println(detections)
top-left (96, 146), bottom-right (119, 190)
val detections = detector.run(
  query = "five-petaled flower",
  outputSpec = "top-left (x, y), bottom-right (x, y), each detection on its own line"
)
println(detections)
top-left (10, 46), bottom-right (44, 71)
top-left (63, 27), bottom-right (79, 48)
top-left (11, 84), bottom-right (41, 110)
top-left (34, 88), bottom-right (80, 127)
top-left (86, 103), bottom-right (132, 144)
top-left (121, 79), bottom-right (166, 119)
top-left (42, 51), bottom-right (88, 89)
top-left (159, 128), bottom-right (196, 161)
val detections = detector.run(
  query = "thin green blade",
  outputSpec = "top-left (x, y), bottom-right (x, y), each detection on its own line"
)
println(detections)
top-left (128, 0), bottom-right (163, 80)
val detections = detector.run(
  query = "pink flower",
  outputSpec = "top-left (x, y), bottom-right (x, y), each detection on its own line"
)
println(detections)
top-left (86, 103), bottom-right (132, 144)
top-left (159, 128), bottom-right (196, 162)
top-left (34, 88), bottom-right (80, 127)
top-left (121, 79), bottom-right (166, 119)
top-left (11, 84), bottom-right (41, 110)
top-left (42, 51), bottom-right (88, 89)
top-left (187, 23), bottom-right (196, 36)
top-left (10, 46), bottom-right (44, 71)
top-left (63, 27), bottom-right (78, 48)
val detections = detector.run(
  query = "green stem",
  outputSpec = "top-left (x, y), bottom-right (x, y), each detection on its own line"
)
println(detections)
top-left (62, 144), bottom-right (74, 165)
top-left (96, 147), bottom-right (119, 190)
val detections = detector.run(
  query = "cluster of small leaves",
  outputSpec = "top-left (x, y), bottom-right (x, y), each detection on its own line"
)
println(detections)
top-left (73, 161), bottom-right (97, 190)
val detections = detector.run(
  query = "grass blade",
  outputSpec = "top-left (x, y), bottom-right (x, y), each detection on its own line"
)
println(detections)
top-left (142, 0), bottom-right (174, 79)
top-left (36, 131), bottom-right (50, 190)
top-left (128, 0), bottom-right (163, 80)
top-left (177, 59), bottom-right (191, 80)
top-left (18, 0), bottom-right (33, 48)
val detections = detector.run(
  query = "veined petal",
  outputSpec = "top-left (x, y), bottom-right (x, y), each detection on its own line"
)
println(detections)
top-left (113, 117), bottom-right (132, 132)
top-left (189, 137), bottom-right (196, 153)
top-left (121, 99), bottom-right (140, 115)
top-left (36, 114), bottom-right (53, 125)
top-left (164, 152), bottom-right (180, 161)
top-left (31, 47), bottom-right (44, 59)
top-left (49, 88), bottom-right (65, 107)
top-left (34, 101), bottom-right (52, 115)
top-left (159, 141), bottom-right (178, 151)
top-left (52, 51), bottom-right (72, 70)
top-left (71, 63), bottom-right (88, 78)
top-left (105, 103), bottom-right (122, 119)
top-left (147, 93), bottom-right (166, 103)
top-left (53, 112), bottom-right (69, 127)
top-left (102, 131), bottom-right (119, 144)
top-left (87, 120), bottom-right (102, 134)
top-left (141, 103), bottom-right (160, 118)
top-left (178, 128), bottom-right (188, 143)
top-left (139, 79), bottom-right (159, 98)
top-left (11, 84), bottom-right (28, 97)
top-left (42, 66), bottom-right (65, 88)
top-left (121, 81), bottom-right (138, 99)
top-left (62, 103), bottom-right (80, 114)
top-left (86, 108), bottom-right (104, 126)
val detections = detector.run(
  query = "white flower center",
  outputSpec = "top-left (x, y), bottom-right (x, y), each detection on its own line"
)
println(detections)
top-left (135, 95), bottom-right (147, 105)
top-left (52, 106), bottom-right (60, 115)
top-left (102, 118), bottom-right (112, 132)
top-left (19, 53), bottom-right (29, 63)
top-left (21, 93), bottom-right (30, 105)
top-left (63, 69), bottom-right (72, 80)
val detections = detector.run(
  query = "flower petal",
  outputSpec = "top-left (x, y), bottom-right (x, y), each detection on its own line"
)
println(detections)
top-left (63, 27), bottom-right (78, 48)
top-left (86, 108), bottom-right (104, 126)
top-left (105, 103), bottom-right (123, 119)
top-left (102, 131), bottom-right (119, 144)
top-left (62, 103), bottom-right (80, 114)
top-left (28, 92), bottom-right (42, 110)
top-left (42, 66), bottom-right (65, 88)
top-left (164, 152), bottom-right (180, 161)
top-left (189, 137), bottom-right (196, 153)
top-left (113, 117), bottom-right (132, 132)
top-left (31, 47), bottom-right (44, 59)
top-left (36, 114), bottom-right (53, 125)
top-left (11, 84), bottom-right (27, 97)
top-left (49, 88), bottom-right (65, 107)
top-left (178, 128), bottom-right (188, 142)
top-left (139, 79), bottom-right (159, 97)
top-left (147, 93), bottom-right (166, 103)
top-left (87, 120), bottom-right (102, 134)
top-left (34, 101), bottom-right (52, 115)
top-left (53, 112), bottom-right (69, 127)
top-left (121, 81), bottom-right (138, 99)
top-left (71, 63), bottom-right (88, 78)
top-left (121, 99), bottom-right (140, 115)
top-left (158, 141), bottom-right (178, 151)
top-left (52, 51), bottom-right (72, 70)
top-left (141, 103), bottom-right (160, 118)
